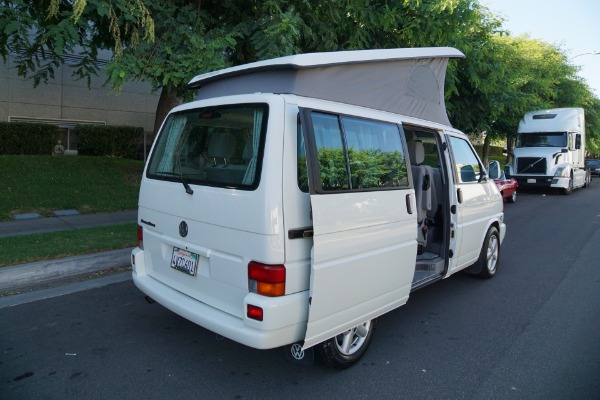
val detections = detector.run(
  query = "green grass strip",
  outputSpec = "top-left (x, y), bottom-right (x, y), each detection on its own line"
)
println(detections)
top-left (0, 155), bottom-right (143, 220)
top-left (0, 223), bottom-right (137, 268)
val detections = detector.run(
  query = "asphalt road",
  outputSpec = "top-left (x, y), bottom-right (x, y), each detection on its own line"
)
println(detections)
top-left (1, 184), bottom-right (599, 400)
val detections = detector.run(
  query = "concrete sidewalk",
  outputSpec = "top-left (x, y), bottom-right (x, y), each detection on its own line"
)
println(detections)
top-left (0, 210), bottom-right (138, 238)
top-left (0, 210), bottom-right (138, 295)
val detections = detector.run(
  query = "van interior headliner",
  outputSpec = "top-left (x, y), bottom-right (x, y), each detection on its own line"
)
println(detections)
top-left (187, 47), bottom-right (465, 127)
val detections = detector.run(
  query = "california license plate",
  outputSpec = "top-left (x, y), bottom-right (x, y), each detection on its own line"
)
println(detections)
top-left (170, 247), bottom-right (199, 276)
top-left (527, 178), bottom-right (536, 183)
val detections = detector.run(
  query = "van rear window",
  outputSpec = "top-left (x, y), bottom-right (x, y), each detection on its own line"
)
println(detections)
top-left (147, 104), bottom-right (268, 190)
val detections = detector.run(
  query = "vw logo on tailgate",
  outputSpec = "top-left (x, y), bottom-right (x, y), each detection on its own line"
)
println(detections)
top-left (179, 221), bottom-right (188, 237)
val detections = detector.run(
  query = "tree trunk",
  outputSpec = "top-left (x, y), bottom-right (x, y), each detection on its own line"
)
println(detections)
top-left (153, 82), bottom-right (182, 138)
top-left (482, 133), bottom-right (491, 166)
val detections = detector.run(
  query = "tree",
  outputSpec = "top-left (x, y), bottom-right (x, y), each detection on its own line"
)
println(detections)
top-left (479, 35), bottom-right (600, 161)
top-left (105, 0), bottom-right (237, 135)
top-left (0, 0), bottom-right (154, 85)
top-left (2, 0), bottom-right (598, 147)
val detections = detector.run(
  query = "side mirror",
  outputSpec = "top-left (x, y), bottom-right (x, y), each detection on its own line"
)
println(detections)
top-left (575, 134), bottom-right (582, 150)
top-left (488, 160), bottom-right (501, 180)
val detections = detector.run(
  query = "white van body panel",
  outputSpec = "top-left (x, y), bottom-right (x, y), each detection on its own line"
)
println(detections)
top-left (452, 183), bottom-right (502, 270)
top-left (303, 190), bottom-right (417, 349)
top-left (132, 48), bottom-right (506, 360)
top-left (133, 249), bottom-right (309, 349)
top-left (133, 95), bottom-right (308, 349)
top-left (132, 93), bottom-right (506, 351)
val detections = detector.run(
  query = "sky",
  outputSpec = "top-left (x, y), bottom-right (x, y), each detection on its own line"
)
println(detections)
top-left (483, 0), bottom-right (600, 96)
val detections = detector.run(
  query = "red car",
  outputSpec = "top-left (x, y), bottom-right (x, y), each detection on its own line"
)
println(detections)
top-left (494, 171), bottom-right (518, 203)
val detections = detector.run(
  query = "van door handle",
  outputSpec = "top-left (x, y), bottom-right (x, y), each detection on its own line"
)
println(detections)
top-left (406, 194), bottom-right (413, 214)
top-left (288, 227), bottom-right (314, 239)
top-left (457, 188), bottom-right (463, 204)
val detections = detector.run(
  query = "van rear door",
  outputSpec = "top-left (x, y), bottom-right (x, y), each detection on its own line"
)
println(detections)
top-left (299, 109), bottom-right (418, 349)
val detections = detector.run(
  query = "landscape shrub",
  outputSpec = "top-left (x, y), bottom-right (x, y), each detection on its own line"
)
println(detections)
top-left (0, 122), bottom-right (59, 154)
top-left (77, 125), bottom-right (143, 159)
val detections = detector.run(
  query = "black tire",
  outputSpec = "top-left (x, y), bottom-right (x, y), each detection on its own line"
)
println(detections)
top-left (315, 319), bottom-right (376, 369)
top-left (561, 175), bottom-right (573, 195)
top-left (476, 226), bottom-right (500, 279)
top-left (507, 191), bottom-right (516, 203)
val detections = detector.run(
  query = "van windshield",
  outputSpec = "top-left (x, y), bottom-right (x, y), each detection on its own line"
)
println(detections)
top-left (147, 104), bottom-right (268, 190)
top-left (516, 132), bottom-right (567, 148)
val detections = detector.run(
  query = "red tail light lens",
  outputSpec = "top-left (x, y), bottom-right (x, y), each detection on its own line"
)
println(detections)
top-left (248, 262), bottom-right (285, 297)
top-left (247, 305), bottom-right (263, 321)
top-left (137, 225), bottom-right (144, 250)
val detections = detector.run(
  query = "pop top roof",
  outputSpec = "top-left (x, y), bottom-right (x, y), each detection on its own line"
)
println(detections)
top-left (188, 47), bottom-right (465, 126)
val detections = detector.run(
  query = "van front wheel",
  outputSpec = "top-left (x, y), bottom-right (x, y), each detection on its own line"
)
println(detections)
top-left (315, 319), bottom-right (376, 369)
top-left (477, 226), bottom-right (500, 279)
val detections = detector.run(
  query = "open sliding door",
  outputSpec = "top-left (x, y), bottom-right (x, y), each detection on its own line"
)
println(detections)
top-left (300, 108), bottom-right (418, 349)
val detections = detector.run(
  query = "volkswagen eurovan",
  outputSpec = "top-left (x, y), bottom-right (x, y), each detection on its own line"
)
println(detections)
top-left (131, 47), bottom-right (506, 368)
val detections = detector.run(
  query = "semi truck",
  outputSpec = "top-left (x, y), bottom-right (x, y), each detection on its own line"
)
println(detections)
top-left (506, 108), bottom-right (590, 194)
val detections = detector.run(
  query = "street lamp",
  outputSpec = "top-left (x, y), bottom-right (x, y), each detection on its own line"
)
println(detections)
top-left (570, 51), bottom-right (600, 60)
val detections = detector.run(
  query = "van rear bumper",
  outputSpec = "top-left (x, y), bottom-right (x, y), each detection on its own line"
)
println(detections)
top-left (131, 248), bottom-right (308, 350)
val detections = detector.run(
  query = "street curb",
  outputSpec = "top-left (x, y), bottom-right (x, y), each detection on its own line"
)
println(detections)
top-left (0, 248), bottom-right (133, 291)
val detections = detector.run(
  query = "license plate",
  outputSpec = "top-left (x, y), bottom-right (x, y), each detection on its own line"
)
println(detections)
top-left (527, 178), bottom-right (536, 183)
top-left (170, 247), bottom-right (199, 276)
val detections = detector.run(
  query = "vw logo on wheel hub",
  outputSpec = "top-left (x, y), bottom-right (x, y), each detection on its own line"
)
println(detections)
top-left (290, 343), bottom-right (305, 360)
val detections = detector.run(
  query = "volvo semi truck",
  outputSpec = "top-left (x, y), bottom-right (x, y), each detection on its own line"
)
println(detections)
top-left (506, 108), bottom-right (590, 194)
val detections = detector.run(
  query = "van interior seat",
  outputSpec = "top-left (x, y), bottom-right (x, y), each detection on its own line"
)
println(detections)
top-left (408, 141), bottom-right (432, 220)
top-left (207, 132), bottom-right (236, 165)
top-left (427, 168), bottom-right (443, 224)
top-left (205, 132), bottom-right (247, 184)
top-left (408, 140), bottom-right (433, 251)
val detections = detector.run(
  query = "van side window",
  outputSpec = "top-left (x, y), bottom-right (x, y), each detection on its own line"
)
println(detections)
top-left (307, 111), bottom-right (408, 191)
top-left (448, 136), bottom-right (482, 183)
top-left (312, 113), bottom-right (351, 190)
top-left (342, 116), bottom-right (409, 189)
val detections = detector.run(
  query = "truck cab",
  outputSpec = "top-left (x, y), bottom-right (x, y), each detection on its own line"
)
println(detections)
top-left (507, 108), bottom-right (590, 194)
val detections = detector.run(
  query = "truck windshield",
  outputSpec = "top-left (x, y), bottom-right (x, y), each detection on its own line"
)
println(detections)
top-left (146, 103), bottom-right (268, 190)
top-left (516, 132), bottom-right (567, 148)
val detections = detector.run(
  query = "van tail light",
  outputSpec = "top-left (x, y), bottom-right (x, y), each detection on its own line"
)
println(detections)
top-left (137, 225), bottom-right (144, 250)
top-left (247, 305), bottom-right (263, 321)
top-left (248, 262), bottom-right (285, 297)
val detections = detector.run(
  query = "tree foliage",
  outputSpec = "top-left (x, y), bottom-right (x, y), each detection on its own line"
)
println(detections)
top-left (0, 0), bottom-right (154, 86)
top-left (1, 0), bottom-right (599, 153)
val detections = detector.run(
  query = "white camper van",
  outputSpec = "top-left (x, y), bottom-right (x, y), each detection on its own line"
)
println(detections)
top-left (506, 108), bottom-right (590, 194)
top-left (131, 47), bottom-right (506, 368)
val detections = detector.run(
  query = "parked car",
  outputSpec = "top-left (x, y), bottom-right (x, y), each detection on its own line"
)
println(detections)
top-left (585, 159), bottom-right (600, 176)
top-left (494, 171), bottom-right (518, 203)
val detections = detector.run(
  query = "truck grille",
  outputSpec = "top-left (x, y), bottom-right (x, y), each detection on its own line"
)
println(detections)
top-left (517, 157), bottom-right (546, 174)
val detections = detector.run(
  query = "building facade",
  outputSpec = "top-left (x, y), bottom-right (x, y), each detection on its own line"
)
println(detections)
top-left (0, 53), bottom-right (160, 152)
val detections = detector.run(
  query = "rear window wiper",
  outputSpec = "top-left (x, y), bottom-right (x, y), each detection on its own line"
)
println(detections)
top-left (154, 171), bottom-right (194, 195)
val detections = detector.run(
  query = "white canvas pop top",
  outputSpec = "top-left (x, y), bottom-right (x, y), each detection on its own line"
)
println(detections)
top-left (132, 47), bottom-right (506, 368)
